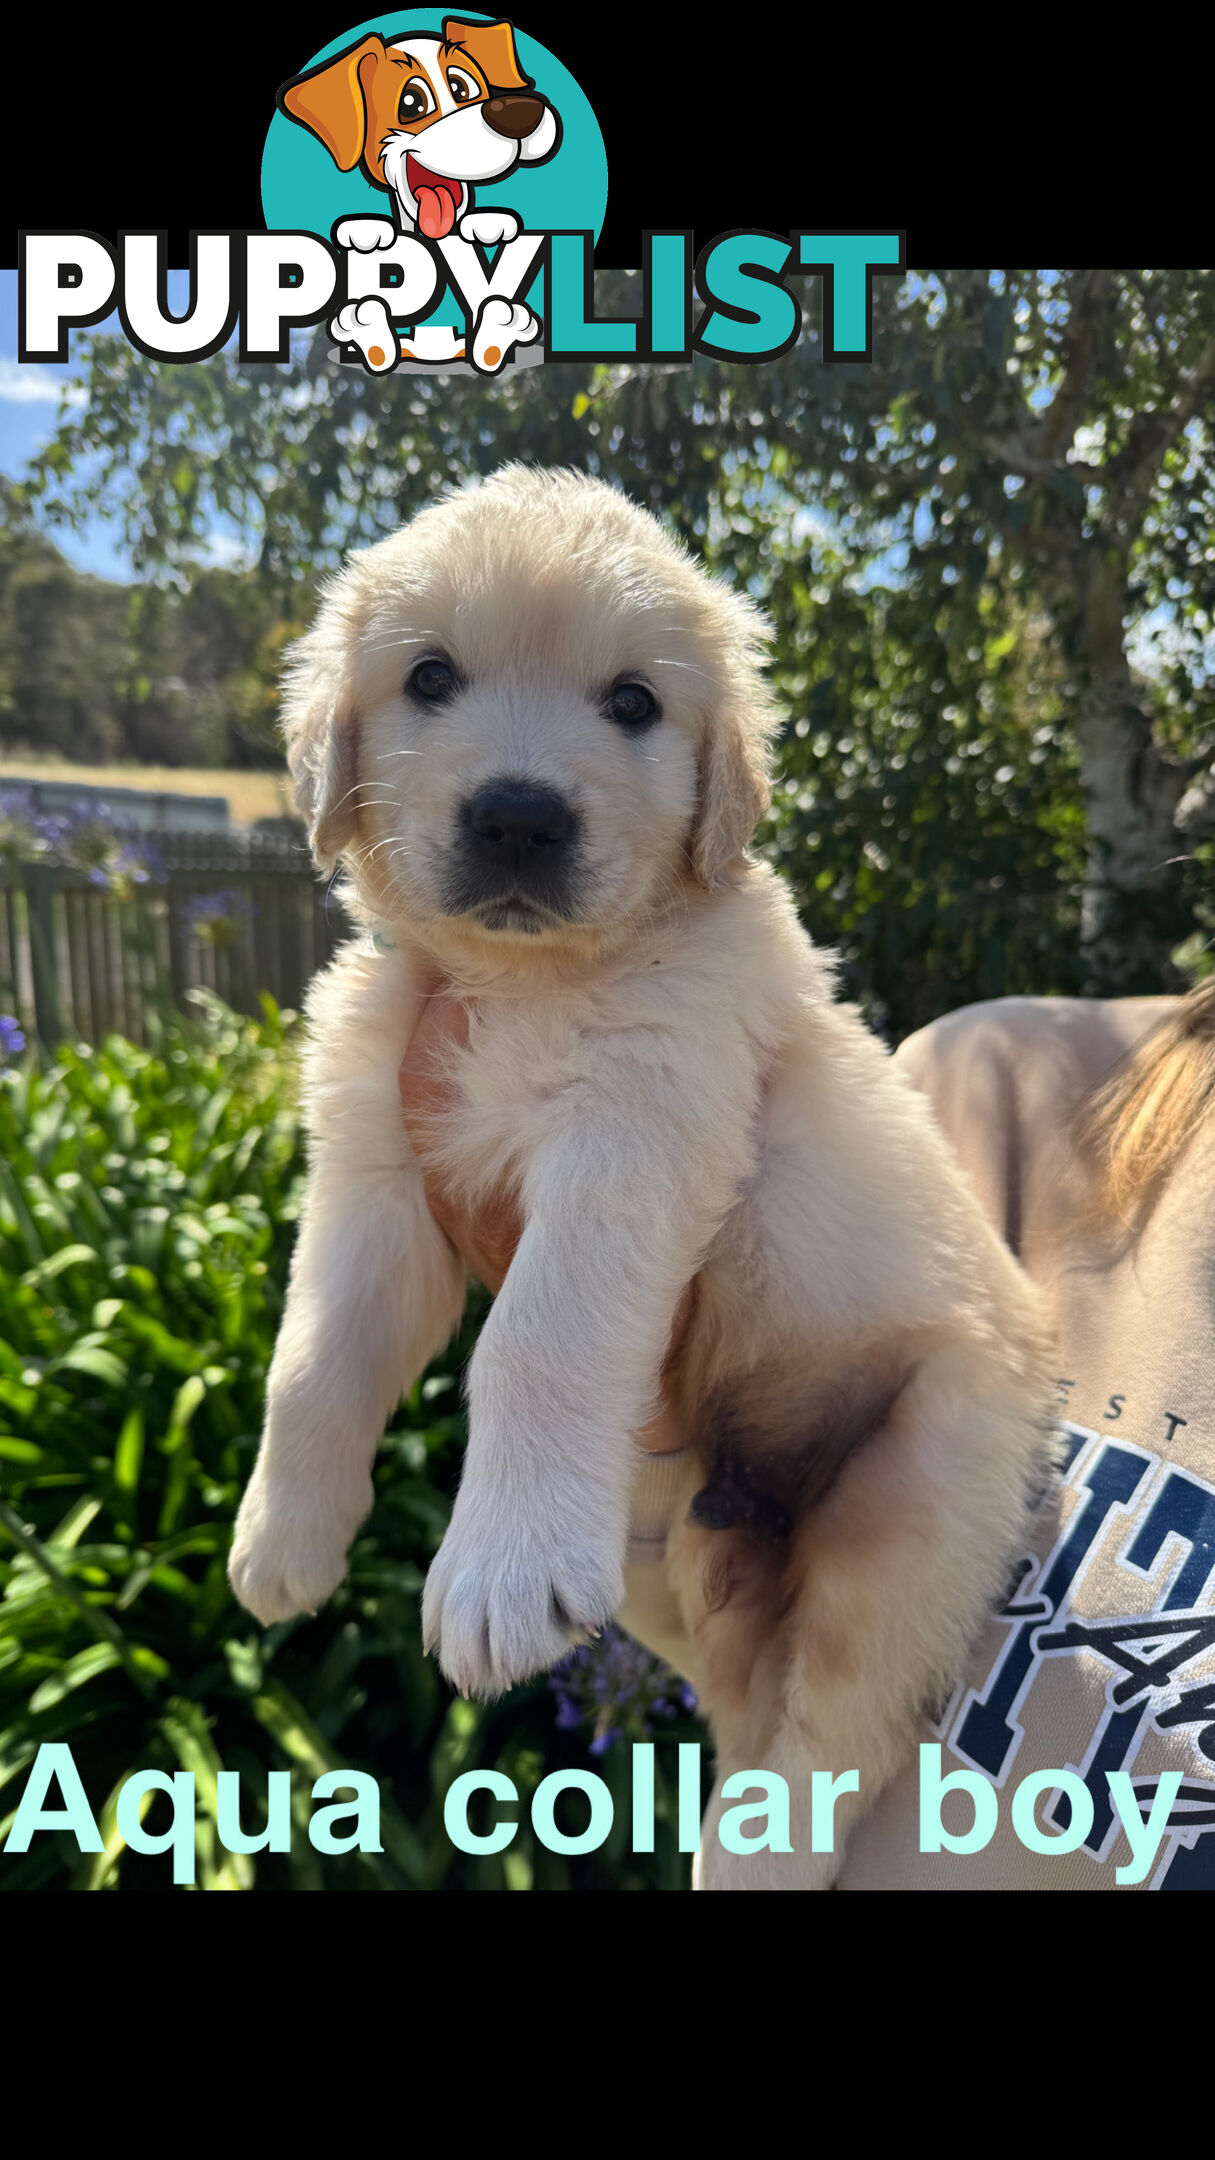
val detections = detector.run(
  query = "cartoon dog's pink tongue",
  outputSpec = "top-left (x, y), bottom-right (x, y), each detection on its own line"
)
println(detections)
top-left (407, 156), bottom-right (461, 239)
top-left (417, 186), bottom-right (457, 238)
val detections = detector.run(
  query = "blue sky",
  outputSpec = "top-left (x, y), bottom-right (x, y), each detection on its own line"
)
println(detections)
top-left (0, 270), bottom-right (197, 584)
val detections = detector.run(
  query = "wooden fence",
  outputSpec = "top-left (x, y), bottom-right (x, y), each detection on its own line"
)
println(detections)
top-left (0, 829), bottom-right (352, 1046)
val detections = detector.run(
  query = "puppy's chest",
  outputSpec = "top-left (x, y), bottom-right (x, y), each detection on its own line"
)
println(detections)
top-left (428, 1004), bottom-right (591, 1200)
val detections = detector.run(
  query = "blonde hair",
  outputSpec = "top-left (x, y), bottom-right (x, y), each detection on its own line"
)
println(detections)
top-left (1073, 976), bottom-right (1215, 1228)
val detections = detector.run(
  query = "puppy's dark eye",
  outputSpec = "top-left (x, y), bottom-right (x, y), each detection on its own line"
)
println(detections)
top-left (398, 78), bottom-right (433, 123)
top-left (409, 657), bottom-right (457, 703)
top-left (605, 681), bottom-right (660, 728)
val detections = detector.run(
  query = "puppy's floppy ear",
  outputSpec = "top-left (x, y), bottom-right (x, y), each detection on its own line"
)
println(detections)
top-left (280, 598), bottom-right (361, 877)
top-left (689, 600), bottom-right (781, 890)
top-left (442, 16), bottom-right (532, 90)
top-left (279, 34), bottom-right (385, 172)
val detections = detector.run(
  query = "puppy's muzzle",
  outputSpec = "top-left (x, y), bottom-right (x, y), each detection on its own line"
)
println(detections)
top-left (447, 778), bottom-right (582, 928)
top-left (484, 94), bottom-right (545, 139)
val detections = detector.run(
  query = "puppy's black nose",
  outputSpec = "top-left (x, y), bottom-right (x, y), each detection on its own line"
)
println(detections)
top-left (463, 781), bottom-right (576, 870)
top-left (483, 93), bottom-right (546, 140)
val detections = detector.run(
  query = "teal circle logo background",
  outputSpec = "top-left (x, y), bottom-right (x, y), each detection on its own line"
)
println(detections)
top-left (261, 14), bottom-right (608, 330)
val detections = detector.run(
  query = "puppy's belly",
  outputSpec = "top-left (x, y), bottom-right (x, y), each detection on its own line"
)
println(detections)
top-left (685, 1349), bottom-right (917, 1546)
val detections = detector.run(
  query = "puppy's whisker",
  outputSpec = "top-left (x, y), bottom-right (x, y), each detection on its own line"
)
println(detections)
top-left (364, 833), bottom-right (413, 865)
top-left (650, 657), bottom-right (716, 683)
top-left (341, 822), bottom-right (404, 869)
top-left (328, 779), bottom-right (399, 815)
top-left (365, 634), bottom-right (431, 656)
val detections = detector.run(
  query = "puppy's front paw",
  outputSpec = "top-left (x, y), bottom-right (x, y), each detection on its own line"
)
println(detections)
top-left (228, 1470), bottom-right (371, 1625)
top-left (471, 295), bottom-right (539, 375)
top-left (328, 297), bottom-right (399, 374)
top-left (334, 216), bottom-right (400, 252)
top-left (422, 1502), bottom-right (624, 1698)
top-left (457, 208), bottom-right (521, 247)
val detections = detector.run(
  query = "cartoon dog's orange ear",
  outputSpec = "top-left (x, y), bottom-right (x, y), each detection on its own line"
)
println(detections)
top-left (442, 16), bottom-right (532, 91)
top-left (279, 33), bottom-right (385, 171)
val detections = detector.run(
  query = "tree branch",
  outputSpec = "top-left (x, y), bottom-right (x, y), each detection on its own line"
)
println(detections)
top-left (1176, 759), bottom-right (1215, 835)
top-left (977, 436), bottom-right (1105, 483)
top-left (1108, 333), bottom-right (1215, 516)
top-left (1038, 269), bottom-right (1118, 463)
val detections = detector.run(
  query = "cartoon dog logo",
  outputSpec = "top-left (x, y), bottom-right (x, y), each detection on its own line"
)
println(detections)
top-left (279, 16), bottom-right (561, 372)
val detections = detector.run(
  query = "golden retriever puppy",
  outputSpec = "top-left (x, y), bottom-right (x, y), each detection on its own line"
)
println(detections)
top-left (228, 464), bottom-right (1057, 1888)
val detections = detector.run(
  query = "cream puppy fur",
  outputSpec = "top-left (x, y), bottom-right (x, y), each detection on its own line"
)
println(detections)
top-left (228, 465), bottom-right (1058, 1889)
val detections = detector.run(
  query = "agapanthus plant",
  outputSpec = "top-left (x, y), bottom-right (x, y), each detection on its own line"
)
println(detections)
top-left (550, 1625), bottom-right (697, 1756)
top-left (181, 889), bottom-right (256, 949)
top-left (0, 1014), bottom-right (26, 1076)
top-left (0, 785), bottom-right (163, 897)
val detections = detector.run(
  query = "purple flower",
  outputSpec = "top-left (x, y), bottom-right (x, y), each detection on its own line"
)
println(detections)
top-left (0, 1014), bottom-right (26, 1073)
top-left (114, 839), bottom-right (163, 885)
top-left (549, 1625), bottom-right (698, 1755)
top-left (181, 888), bottom-right (255, 948)
top-left (182, 888), bottom-right (251, 925)
top-left (0, 788), bottom-right (163, 890)
top-left (0, 788), bottom-right (38, 856)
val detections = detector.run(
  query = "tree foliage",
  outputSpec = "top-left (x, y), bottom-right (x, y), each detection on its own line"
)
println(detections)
top-left (0, 486), bottom-right (312, 769)
top-left (16, 269), bottom-right (1215, 1030)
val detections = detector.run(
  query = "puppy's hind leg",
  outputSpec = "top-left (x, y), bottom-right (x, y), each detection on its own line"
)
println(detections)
top-left (667, 1517), bottom-right (818, 1887)
top-left (684, 1342), bottom-right (1058, 1889)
